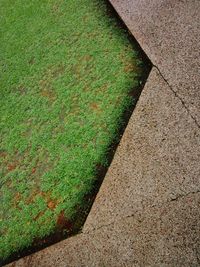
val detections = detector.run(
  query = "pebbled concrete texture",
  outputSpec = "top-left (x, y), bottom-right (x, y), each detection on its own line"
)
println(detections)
top-left (7, 192), bottom-right (200, 266)
top-left (109, 0), bottom-right (200, 126)
top-left (6, 0), bottom-right (200, 266)
top-left (83, 67), bottom-right (200, 231)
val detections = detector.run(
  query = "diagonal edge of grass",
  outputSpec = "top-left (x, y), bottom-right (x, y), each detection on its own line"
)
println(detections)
top-left (0, 0), bottom-right (152, 265)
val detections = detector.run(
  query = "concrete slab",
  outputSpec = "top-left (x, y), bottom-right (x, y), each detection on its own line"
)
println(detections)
top-left (84, 67), bottom-right (200, 231)
top-left (109, 0), bottom-right (200, 126)
top-left (7, 192), bottom-right (200, 267)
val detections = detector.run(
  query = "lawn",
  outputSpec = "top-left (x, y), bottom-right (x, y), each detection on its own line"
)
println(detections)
top-left (0, 0), bottom-right (145, 260)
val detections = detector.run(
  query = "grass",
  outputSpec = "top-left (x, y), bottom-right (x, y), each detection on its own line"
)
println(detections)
top-left (0, 0), bottom-right (145, 260)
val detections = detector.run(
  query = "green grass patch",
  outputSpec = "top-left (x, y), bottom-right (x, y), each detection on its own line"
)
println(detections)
top-left (0, 0), bottom-right (145, 260)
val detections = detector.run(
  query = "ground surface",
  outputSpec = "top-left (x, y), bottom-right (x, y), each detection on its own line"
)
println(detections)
top-left (5, 0), bottom-right (200, 266)
top-left (0, 0), bottom-right (144, 260)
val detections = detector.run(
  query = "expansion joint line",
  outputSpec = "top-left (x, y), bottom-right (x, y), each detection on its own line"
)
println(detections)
top-left (153, 64), bottom-right (200, 129)
top-left (83, 190), bottom-right (200, 234)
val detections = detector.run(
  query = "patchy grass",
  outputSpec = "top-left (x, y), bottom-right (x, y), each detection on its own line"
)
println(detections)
top-left (0, 0), bottom-right (145, 260)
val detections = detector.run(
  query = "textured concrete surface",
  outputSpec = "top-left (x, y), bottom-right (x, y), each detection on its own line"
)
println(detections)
top-left (6, 0), bottom-right (200, 266)
top-left (7, 192), bottom-right (200, 266)
top-left (109, 0), bottom-right (200, 126)
top-left (84, 67), bottom-right (200, 231)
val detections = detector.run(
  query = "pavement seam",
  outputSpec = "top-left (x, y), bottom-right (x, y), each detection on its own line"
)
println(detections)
top-left (163, 190), bottom-right (200, 203)
top-left (83, 190), bottom-right (200, 234)
top-left (153, 65), bottom-right (200, 129)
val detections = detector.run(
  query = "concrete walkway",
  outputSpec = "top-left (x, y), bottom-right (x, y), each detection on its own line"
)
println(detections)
top-left (7, 0), bottom-right (200, 266)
